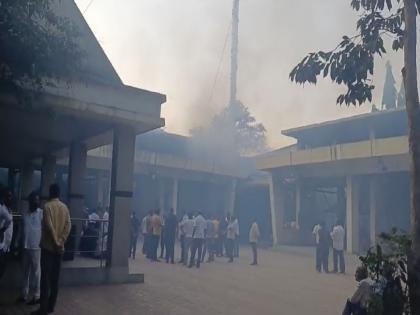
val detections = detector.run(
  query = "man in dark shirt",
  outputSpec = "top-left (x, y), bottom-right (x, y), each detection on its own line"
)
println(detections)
top-left (164, 208), bottom-right (178, 264)
top-left (317, 221), bottom-right (330, 273)
top-left (129, 212), bottom-right (141, 259)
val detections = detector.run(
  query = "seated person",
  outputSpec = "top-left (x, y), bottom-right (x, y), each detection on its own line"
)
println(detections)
top-left (342, 266), bottom-right (372, 315)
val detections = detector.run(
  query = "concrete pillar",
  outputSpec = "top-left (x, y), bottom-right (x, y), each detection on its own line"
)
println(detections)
top-left (106, 126), bottom-right (136, 273)
top-left (20, 165), bottom-right (34, 211)
top-left (225, 179), bottom-right (237, 216)
top-left (97, 171), bottom-right (110, 208)
top-left (68, 142), bottom-right (87, 218)
top-left (158, 179), bottom-right (165, 212)
top-left (269, 175), bottom-right (286, 246)
top-left (295, 181), bottom-right (302, 227)
top-left (172, 178), bottom-right (178, 214)
top-left (40, 155), bottom-right (56, 202)
top-left (369, 177), bottom-right (380, 247)
top-left (67, 142), bottom-right (87, 251)
top-left (346, 176), bottom-right (360, 253)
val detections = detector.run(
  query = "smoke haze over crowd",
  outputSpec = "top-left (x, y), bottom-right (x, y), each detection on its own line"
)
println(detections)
top-left (75, 0), bottom-right (403, 148)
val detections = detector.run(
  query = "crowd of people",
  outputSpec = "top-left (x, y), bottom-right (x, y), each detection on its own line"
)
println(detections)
top-left (0, 184), bottom-right (71, 315)
top-left (130, 209), bottom-right (261, 268)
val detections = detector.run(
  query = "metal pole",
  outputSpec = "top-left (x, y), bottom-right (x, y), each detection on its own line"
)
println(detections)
top-left (230, 0), bottom-right (240, 106)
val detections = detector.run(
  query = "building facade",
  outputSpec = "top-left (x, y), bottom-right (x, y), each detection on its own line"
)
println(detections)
top-left (256, 109), bottom-right (410, 253)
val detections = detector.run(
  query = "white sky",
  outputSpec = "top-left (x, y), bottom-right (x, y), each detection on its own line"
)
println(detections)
top-left (74, 0), bottom-right (403, 148)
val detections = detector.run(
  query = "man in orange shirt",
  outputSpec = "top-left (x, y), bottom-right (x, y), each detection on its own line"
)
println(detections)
top-left (150, 210), bottom-right (162, 262)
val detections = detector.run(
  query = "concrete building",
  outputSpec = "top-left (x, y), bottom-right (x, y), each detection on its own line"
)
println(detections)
top-left (64, 130), bottom-right (272, 243)
top-left (256, 109), bottom-right (410, 253)
top-left (0, 1), bottom-right (166, 285)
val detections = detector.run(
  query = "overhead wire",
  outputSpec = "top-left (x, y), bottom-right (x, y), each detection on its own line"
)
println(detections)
top-left (83, 0), bottom-right (95, 14)
top-left (205, 24), bottom-right (232, 109)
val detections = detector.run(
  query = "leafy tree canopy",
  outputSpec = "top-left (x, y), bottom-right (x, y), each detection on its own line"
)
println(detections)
top-left (289, 0), bottom-right (420, 106)
top-left (0, 0), bottom-right (82, 98)
top-left (191, 100), bottom-right (267, 157)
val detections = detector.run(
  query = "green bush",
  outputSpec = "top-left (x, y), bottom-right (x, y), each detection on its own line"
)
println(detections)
top-left (359, 228), bottom-right (410, 315)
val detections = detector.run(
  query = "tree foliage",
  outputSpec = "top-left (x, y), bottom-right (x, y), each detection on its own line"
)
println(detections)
top-left (360, 229), bottom-right (411, 314)
top-left (381, 61), bottom-right (397, 110)
top-left (0, 0), bottom-right (82, 100)
top-left (289, 0), bottom-right (420, 314)
top-left (289, 0), bottom-right (419, 106)
top-left (191, 100), bottom-right (267, 156)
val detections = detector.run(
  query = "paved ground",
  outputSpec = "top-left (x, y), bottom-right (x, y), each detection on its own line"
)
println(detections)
top-left (1, 246), bottom-right (359, 315)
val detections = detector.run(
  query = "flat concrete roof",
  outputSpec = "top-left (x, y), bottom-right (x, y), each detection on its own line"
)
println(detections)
top-left (283, 108), bottom-right (407, 141)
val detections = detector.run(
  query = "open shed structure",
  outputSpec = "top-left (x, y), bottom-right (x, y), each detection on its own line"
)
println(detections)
top-left (0, 1), bottom-right (166, 284)
top-left (256, 109), bottom-right (410, 253)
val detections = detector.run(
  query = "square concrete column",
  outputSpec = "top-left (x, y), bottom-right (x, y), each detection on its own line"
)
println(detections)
top-left (40, 155), bottom-right (56, 202)
top-left (106, 126), bottom-right (136, 273)
top-left (269, 175), bottom-right (286, 246)
top-left (225, 179), bottom-right (237, 216)
top-left (20, 165), bottom-right (35, 211)
top-left (96, 170), bottom-right (110, 209)
top-left (68, 142), bottom-right (87, 252)
top-left (172, 178), bottom-right (178, 214)
top-left (346, 176), bottom-right (360, 253)
top-left (369, 177), bottom-right (380, 247)
top-left (68, 142), bottom-right (87, 218)
top-left (295, 181), bottom-right (302, 227)
top-left (158, 179), bottom-right (165, 212)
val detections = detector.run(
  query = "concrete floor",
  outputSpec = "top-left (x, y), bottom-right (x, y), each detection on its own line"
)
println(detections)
top-left (0, 246), bottom-right (359, 315)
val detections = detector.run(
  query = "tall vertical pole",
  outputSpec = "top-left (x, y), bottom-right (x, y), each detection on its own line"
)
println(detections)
top-left (230, 0), bottom-right (240, 106)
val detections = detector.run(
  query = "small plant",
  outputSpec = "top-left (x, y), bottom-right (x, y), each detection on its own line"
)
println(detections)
top-left (359, 228), bottom-right (411, 315)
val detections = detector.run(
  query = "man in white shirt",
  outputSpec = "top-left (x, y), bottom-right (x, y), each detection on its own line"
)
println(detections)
top-left (249, 218), bottom-right (260, 266)
top-left (140, 212), bottom-right (148, 255)
top-left (178, 213), bottom-right (188, 263)
top-left (226, 216), bottom-right (236, 263)
top-left (331, 220), bottom-right (346, 273)
top-left (180, 213), bottom-right (194, 266)
top-left (232, 217), bottom-right (240, 258)
top-left (0, 188), bottom-right (13, 279)
top-left (188, 211), bottom-right (206, 268)
top-left (20, 191), bottom-right (43, 304)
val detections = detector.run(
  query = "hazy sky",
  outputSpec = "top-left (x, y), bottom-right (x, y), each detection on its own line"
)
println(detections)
top-left (74, 0), bottom-right (403, 148)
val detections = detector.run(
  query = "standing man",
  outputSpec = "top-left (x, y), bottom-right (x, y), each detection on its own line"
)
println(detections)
top-left (159, 212), bottom-right (166, 259)
top-left (317, 221), bottom-right (330, 273)
top-left (249, 218), bottom-right (260, 266)
top-left (150, 209), bottom-right (162, 262)
top-left (218, 216), bottom-right (227, 257)
top-left (164, 208), bottom-right (177, 264)
top-left (189, 211), bottom-right (206, 268)
top-left (226, 216), bottom-right (236, 263)
top-left (129, 212), bottom-right (140, 259)
top-left (312, 222), bottom-right (321, 272)
top-left (178, 213), bottom-right (188, 263)
top-left (0, 187), bottom-right (13, 280)
top-left (331, 220), bottom-right (346, 273)
top-left (140, 212), bottom-right (148, 255)
top-left (232, 216), bottom-right (240, 258)
top-left (202, 215), bottom-right (216, 263)
top-left (20, 191), bottom-right (43, 304)
top-left (181, 213), bottom-right (194, 266)
top-left (144, 210), bottom-right (153, 259)
top-left (32, 184), bottom-right (71, 315)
